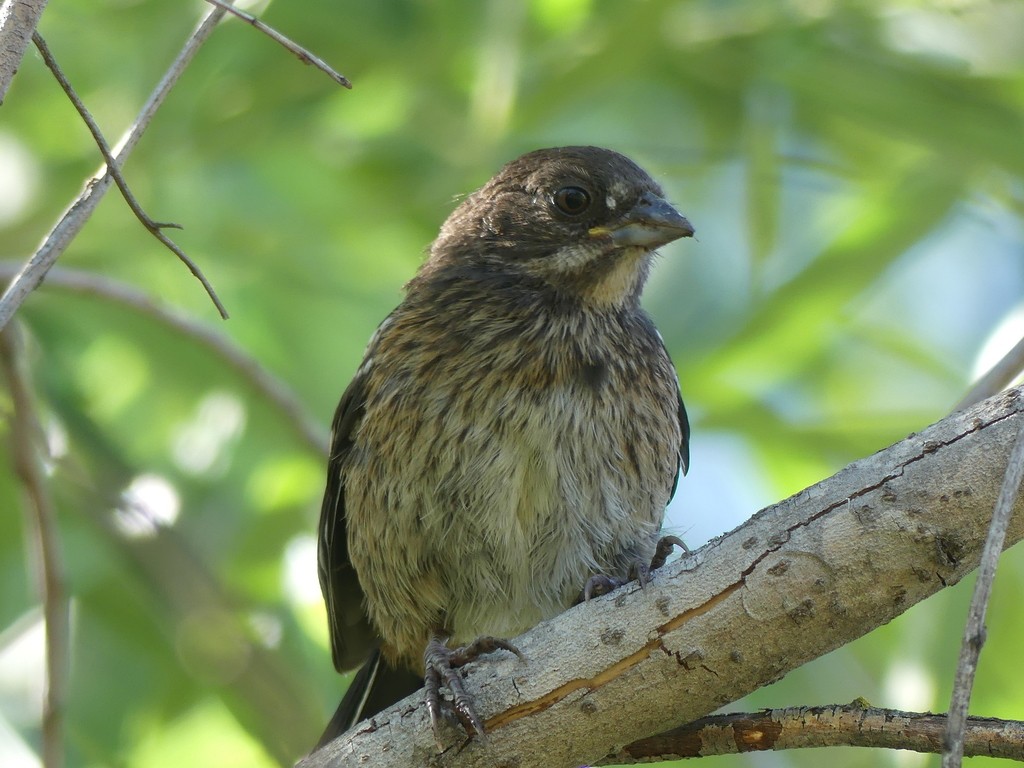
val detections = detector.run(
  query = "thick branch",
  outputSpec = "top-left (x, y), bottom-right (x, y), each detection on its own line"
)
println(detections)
top-left (601, 705), bottom-right (1024, 762)
top-left (0, 0), bottom-right (47, 103)
top-left (302, 387), bottom-right (1024, 768)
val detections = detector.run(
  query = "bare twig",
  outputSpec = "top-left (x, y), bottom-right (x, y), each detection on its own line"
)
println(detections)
top-left (0, 3), bottom-right (227, 332)
top-left (32, 30), bottom-right (180, 235)
top-left (0, 261), bottom-right (329, 456)
top-left (956, 332), bottom-right (1024, 411)
top-left (203, 0), bottom-right (351, 89)
top-left (942, 412), bottom-right (1024, 766)
top-left (0, 324), bottom-right (70, 768)
top-left (0, 0), bottom-right (48, 103)
top-left (600, 704), bottom-right (1024, 762)
top-left (30, 32), bottom-right (228, 320)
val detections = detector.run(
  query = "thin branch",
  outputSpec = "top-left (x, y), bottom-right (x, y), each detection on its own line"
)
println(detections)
top-left (32, 28), bottom-right (181, 235)
top-left (203, 0), bottom-right (351, 89)
top-left (942, 411), bottom-right (1024, 766)
top-left (0, 3), bottom-right (227, 332)
top-left (0, 0), bottom-right (48, 103)
top-left (0, 324), bottom-right (70, 768)
top-left (956, 331), bottom-right (1024, 411)
top-left (29, 32), bottom-right (228, 320)
top-left (600, 704), bottom-right (1024, 762)
top-left (0, 261), bottom-right (329, 456)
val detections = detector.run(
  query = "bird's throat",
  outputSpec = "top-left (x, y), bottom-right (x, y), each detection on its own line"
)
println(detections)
top-left (573, 246), bottom-right (650, 309)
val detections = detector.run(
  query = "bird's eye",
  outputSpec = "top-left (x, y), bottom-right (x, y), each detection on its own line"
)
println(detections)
top-left (553, 186), bottom-right (591, 216)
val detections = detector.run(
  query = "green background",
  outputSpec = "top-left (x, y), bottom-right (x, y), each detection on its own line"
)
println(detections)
top-left (1, 0), bottom-right (1023, 765)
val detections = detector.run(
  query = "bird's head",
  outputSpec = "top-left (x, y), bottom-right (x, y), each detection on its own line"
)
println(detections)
top-left (421, 146), bottom-right (694, 309)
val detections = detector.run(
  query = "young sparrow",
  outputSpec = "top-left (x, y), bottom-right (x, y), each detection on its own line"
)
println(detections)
top-left (315, 146), bottom-right (693, 751)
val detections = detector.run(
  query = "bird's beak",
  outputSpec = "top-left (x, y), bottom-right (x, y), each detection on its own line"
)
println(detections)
top-left (589, 197), bottom-right (694, 249)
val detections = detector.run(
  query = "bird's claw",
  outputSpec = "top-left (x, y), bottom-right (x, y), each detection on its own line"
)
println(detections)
top-left (650, 534), bottom-right (688, 571)
top-left (423, 635), bottom-right (523, 750)
top-left (579, 535), bottom-right (688, 603)
top-left (581, 573), bottom-right (627, 602)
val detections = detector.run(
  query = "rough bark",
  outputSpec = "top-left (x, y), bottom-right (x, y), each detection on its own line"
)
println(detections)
top-left (0, 0), bottom-right (47, 103)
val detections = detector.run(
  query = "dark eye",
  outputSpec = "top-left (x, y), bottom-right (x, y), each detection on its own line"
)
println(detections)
top-left (553, 186), bottom-right (591, 216)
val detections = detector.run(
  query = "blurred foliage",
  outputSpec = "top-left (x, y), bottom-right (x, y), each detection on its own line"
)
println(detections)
top-left (1, 0), bottom-right (1023, 766)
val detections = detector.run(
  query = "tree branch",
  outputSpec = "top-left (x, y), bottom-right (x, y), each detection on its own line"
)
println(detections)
top-left (30, 31), bottom-right (228, 320)
top-left (301, 386), bottom-right (1024, 768)
top-left (0, 3), bottom-right (227, 332)
top-left (942, 400), bottom-right (1024, 765)
top-left (956, 331), bottom-right (1024, 411)
top-left (0, 324), bottom-right (70, 768)
top-left (0, 0), bottom-right (47, 103)
top-left (203, 0), bottom-right (351, 89)
top-left (600, 704), bottom-right (1024, 762)
top-left (0, 261), bottom-right (328, 456)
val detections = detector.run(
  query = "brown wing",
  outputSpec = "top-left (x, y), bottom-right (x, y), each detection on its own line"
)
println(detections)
top-left (658, 323), bottom-right (689, 501)
top-left (677, 389), bottom-right (690, 477)
top-left (317, 366), bottom-right (378, 671)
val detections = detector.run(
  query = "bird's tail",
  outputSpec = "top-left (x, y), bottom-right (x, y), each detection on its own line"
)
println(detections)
top-left (313, 649), bottom-right (423, 752)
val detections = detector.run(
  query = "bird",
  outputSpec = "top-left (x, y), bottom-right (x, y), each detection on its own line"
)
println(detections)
top-left (314, 145), bottom-right (693, 752)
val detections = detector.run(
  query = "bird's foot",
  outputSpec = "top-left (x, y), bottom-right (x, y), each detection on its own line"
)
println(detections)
top-left (423, 634), bottom-right (523, 750)
top-left (578, 535), bottom-right (688, 602)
